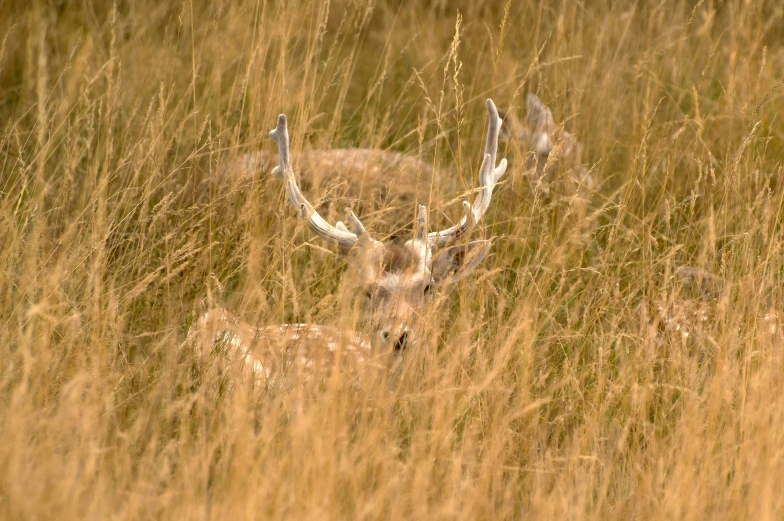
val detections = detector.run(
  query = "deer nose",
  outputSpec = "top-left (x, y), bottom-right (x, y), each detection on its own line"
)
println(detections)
top-left (393, 330), bottom-right (408, 351)
top-left (379, 328), bottom-right (410, 351)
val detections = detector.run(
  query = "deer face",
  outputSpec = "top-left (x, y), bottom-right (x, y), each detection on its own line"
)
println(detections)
top-left (350, 238), bottom-right (490, 351)
top-left (268, 99), bottom-right (507, 355)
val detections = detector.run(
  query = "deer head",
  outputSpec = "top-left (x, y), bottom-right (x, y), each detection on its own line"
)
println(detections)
top-left (269, 99), bottom-right (507, 352)
top-left (498, 93), bottom-right (589, 191)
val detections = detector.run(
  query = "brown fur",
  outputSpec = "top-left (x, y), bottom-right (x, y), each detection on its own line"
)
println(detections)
top-left (189, 308), bottom-right (374, 388)
top-left (380, 245), bottom-right (417, 274)
top-left (220, 148), bottom-right (440, 238)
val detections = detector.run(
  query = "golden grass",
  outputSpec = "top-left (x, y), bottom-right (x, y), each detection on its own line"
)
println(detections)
top-left (2, 1), bottom-right (784, 518)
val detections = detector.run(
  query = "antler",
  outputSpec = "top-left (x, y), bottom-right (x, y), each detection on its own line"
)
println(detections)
top-left (428, 99), bottom-right (507, 248)
top-left (269, 114), bottom-right (366, 254)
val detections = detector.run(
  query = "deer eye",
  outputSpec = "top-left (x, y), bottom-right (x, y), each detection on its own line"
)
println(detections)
top-left (364, 289), bottom-right (373, 300)
top-left (423, 283), bottom-right (433, 295)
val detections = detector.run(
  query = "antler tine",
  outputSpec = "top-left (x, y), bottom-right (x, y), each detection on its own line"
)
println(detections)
top-left (428, 99), bottom-right (508, 248)
top-left (269, 115), bottom-right (290, 178)
top-left (269, 114), bottom-right (360, 255)
top-left (414, 204), bottom-right (428, 243)
top-left (344, 207), bottom-right (366, 236)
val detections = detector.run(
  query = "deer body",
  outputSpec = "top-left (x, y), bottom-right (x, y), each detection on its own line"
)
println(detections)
top-left (188, 308), bottom-right (374, 388)
top-left (222, 147), bottom-right (438, 238)
top-left (652, 266), bottom-right (783, 344)
top-left (220, 95), bottom-right (582, 234)
top-left (192, 99), bottom-right (508, 387)
top-left (231, 147), bottom-right (435, 194)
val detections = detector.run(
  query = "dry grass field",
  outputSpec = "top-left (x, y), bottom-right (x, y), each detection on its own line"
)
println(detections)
top-left (2, 1), bottom-right (784, 519)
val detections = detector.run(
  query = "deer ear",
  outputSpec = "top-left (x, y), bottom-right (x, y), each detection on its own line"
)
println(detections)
top-left (498, 109), bottom-right (512, 140)
top-left (431, 241), bottom-right (491, 284)
top-left (525, 93), bottom-right (555, 130)
top-left (498, 109), bottom-right (527, 143)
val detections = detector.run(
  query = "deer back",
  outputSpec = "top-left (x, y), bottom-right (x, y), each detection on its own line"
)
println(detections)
top-left (222, 148), bottom-right (439, 239)
top-left (188, 308), bottom-right (376, 389)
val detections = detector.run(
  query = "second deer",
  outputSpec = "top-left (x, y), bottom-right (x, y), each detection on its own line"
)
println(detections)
top-left (220, 94), bottom-right (587, 235)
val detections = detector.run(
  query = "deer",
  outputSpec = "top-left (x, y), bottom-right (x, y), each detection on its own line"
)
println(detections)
top-left (498, 93), bottom-right (592, 197)
top-left (188, 99), bottom-right (508, 388)
top-left (218, 94), bottom-right (585, 236)
top-left (219, 139), bottom-right (437, 240)
top-left (651, 266), bottom-right (782, 345)
top-left (229, 147), bottom-right (435, 197)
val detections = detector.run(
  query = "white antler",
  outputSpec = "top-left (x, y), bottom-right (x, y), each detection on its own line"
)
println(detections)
top-left (269, 114), bottom-right (365, 254)
top-left (428, 99), bottom-right (507, 248)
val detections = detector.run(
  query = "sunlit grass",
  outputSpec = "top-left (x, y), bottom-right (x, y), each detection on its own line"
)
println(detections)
top-left (2, 1), bottom-right (784, 518)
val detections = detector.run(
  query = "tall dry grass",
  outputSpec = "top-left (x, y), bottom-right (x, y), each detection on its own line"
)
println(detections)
top-left (2, 1), bottom-right (784, 519)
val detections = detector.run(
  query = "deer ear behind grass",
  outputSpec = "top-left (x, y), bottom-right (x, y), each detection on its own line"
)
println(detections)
top-left (498, 109), bottom-right (528, 143)
top-left (430, 240), bottom-right (491, 284)
top-left (526, 93), bottom-right (556, 131)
